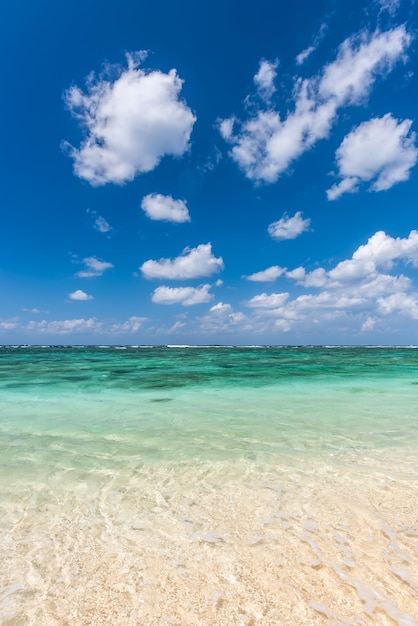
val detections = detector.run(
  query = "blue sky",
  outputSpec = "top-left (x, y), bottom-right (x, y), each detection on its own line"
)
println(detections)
top-left (1, 0), bottom-right (418, 344)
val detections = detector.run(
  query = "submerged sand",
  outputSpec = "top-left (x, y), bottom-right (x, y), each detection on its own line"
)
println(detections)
top-left (1, 454), bottom-right (417, 626)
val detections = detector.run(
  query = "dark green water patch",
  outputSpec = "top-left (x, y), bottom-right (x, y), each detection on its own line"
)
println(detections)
top-left (1, 346), bottom-right (418, 392)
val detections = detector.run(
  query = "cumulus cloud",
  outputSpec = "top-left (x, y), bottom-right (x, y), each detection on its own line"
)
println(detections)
top-left (76, 256), bottom-right (114, 278)
top-left (209, 302), bottom-right (233, 314)
top-left (152, 284), bottom-right (213, 306)
top-left (377, 292), bottom-right (418, 318)
top-left (286, 230), bottom-right (418, 292)
top-left (69, 289), bottom-right (94, 301)
top-left (63, 52), bottom-right (196, 185)
top-left (285, 266), bottom-right (306, 282)
top-left (286, 266), bottom-right (330, 288)
top-left (327, 114), bottom-right (418, 199)
top-left (330, 230), bottom-right (418, 276)
top-left (243, 230), bottom-right (418, 333)
top-left (141, 243), bottom-right (224, 280)
top-left (106, 230), bottom-right (418, 339)
top-left (246, 292), bottom-right (290, 308)
top-left (245, 265), bottom-right (286, 282)
top-left (220, 26), bottom-right (411, 183)
top-left (268, 212), bottom-right (311, 240)
top-left (253, 59), bottom-right (278, 102)
top-left (197, 303), bottom-right (248, 334)
top-left (264, 231), bottom-right (418, 331)
top-left (141, 193), bottom-right (190, 223)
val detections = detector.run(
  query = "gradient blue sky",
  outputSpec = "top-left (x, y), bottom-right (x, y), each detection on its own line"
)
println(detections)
top-left (1, 0), bottom-right (418, 344)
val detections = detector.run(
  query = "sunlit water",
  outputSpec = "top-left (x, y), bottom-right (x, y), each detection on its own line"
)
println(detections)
top-left (1, 346), bottom-right (417, 625)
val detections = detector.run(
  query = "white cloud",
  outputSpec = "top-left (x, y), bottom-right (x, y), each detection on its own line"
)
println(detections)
top-left (284, 231), bottom-right (418, 293)
top-left (286, 266), bottom-right (329, 288)
top-left (69, 289), bottom-right (94, 301)
top-left (25, 318), bottom-right (101, 334)
top-left (327, 114), bottom-right (418, 199)
top-left (87, 209), bottom-right (112, 233)
top-left (318, 28), bottom-right (410, 104)
top-left (141, 243), bottom-right (224, 280)
top-left (220, 26), bottom-right (411, 183)
top-left (326, 177), bottom-right (358, 200)
top-left (76, 256), bottom-right (114, 278)
top-left (254, 59), bottom-right (278, 102)
top-left (246, 265), bottom-right (286, 282)
top-left (19, 316), bottom-right (149, 336)
top-left (377, 292), bottom-right (418, 319)
top-left (296, 46), bottom-right (315, 66)
top-left (209, 302), bottom-right (233, 314)
top-left (361, 316), bottom-right (376, 331)
top-left (152, 284), bottom-right (213, 306)
top-left (289, 292), bottom-right (365, 311)
top-left (332, 230), bottom-right (418, 274)
top-left (64, 52), bottom-right (196, 185)
top-left (219, 117), bottom-right (235, 141)
top-left (286, 266), bottom-right (306, 281)
top-left (94, 215), bottom-right (112, 233)
top-left (111, 316), bottom-right (146, 333)
top-left (167, 320), bottom-right (186, 333)
top-left (197, 305), bottom-right (249, 334)
top-left (376, 0), bottom-right (401, 16)
top-left (240, 230), bottom-right (418, 335)
top-left (355, 273), bottom-right (410, 298)
top-left (268, 212), bottom-right (311, 240)
top-left (275, 319), bottom-right (291, 332)
top-left (246, 292), bottom-right (290, 308)
top-left (141, 193), bottom-right (190, 223)
top-left (132, 230), bottom-right (418, 339)
top-left (0, 318), bottom-right (19, 330)
top-left (87, 209), bottom-right (113, 234)
top-left (296, 22), bottom-right (328, 67)
top-left (275, 234), bottom-right (417, 322)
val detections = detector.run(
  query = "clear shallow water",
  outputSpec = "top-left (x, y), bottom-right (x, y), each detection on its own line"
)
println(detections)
top-left (1, 347), bottom-right (417, 625)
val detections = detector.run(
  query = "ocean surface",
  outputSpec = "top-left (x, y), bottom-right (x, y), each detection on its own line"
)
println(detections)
top-left (0, 346), bottom-right (417, 625)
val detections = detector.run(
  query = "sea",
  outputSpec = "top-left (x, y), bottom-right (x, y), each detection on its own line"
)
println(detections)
top-left (0, 346), bottom-right (417, 625)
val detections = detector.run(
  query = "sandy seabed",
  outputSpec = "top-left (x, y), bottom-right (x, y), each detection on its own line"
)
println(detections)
top-left (1, 454), bottom-right (417, 626)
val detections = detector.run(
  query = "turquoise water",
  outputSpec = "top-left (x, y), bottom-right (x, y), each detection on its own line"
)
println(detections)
top-left (1, 346), bottom-right (417, 465)
top-left (1, 347), bottom-right (417, 625)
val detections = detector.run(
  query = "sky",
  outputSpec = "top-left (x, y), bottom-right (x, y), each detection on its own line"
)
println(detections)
top-left (1, 0), bottom-right (418, 345)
